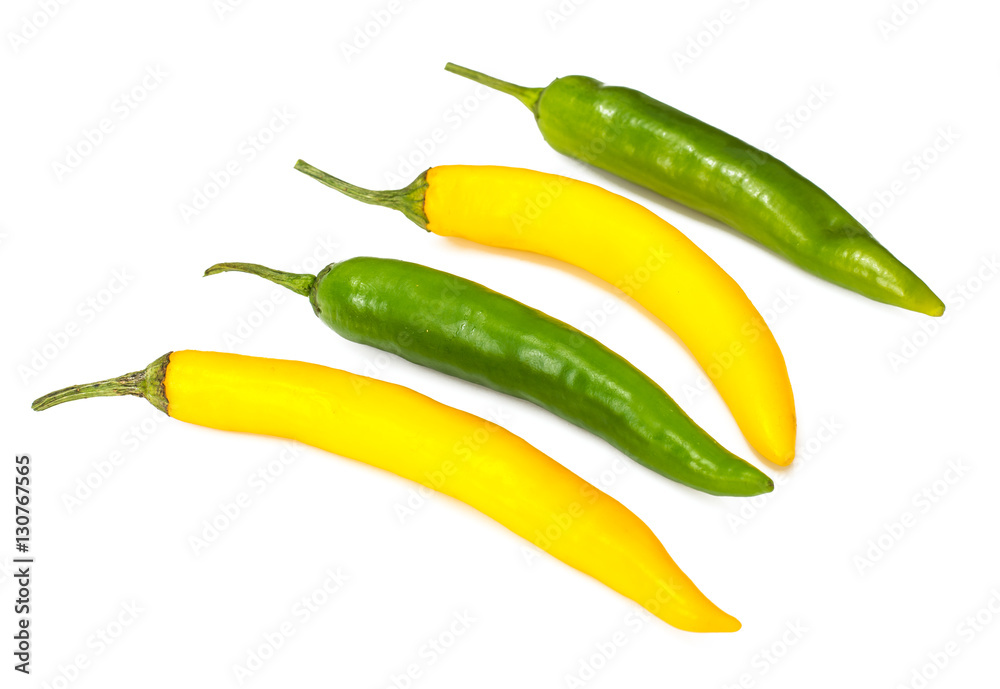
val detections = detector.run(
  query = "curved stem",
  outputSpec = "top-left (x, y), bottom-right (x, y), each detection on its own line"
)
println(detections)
top-left (31, 352), bottom-right (171, 414)
top-left (294, 160), bottom-right (429, 229)
top-left (31, 372), bottom-right (145, 410)
top-left (444, 62), bottom-right (543, 113)
top-left (205, 262), bottom-right (315, 297)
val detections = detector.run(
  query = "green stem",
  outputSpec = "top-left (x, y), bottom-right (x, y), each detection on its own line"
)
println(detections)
top-left (205, 262), bottom-right (316, 297)
top-left (31, 353), bottom-right (171, 414)
top-left (444, 62), bottom-right (543, 113)
top-left (294, 160), bottom-right (429, 229)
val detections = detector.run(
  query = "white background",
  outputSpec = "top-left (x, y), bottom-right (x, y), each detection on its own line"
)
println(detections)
top-left (3, 0), bottom-right (999, 687)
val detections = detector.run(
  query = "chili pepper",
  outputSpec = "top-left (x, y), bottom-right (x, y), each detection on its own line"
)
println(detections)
top-left (294, 161), bottom-right (796, 466)
top-left (204, 258), bottom-right (773, 496)
top-left (442, 62), bottom-right (944, 318)
top-left (32, 350), bottom-right (741, 633)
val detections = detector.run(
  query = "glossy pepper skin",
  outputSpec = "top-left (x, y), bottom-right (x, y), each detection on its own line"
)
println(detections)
top-left (32, 351), bottom-right (741, 633)
top-left (205, 258), bottom-right (773, 497)
top-left (444, 63), bottom-right (944, 317)
top-left (294, 161), bottom-right (796, 465)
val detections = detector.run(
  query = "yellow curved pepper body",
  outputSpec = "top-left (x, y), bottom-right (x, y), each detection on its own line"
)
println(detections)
top-left (164, 350), bottom-right (739, 632)
top-left (424, 165), bottom-right (796, 465)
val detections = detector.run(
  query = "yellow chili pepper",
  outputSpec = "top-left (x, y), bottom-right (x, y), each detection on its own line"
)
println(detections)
top-left (32, 350), bottom-right (740, 633)
top-left (295, 161), bottom-right (797, 465)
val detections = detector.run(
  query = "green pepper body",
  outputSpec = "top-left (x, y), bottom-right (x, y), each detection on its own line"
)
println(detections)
top-left (305, 257), bottom-right (770, 496)
top-left (445, 65), bottom-right (944, 316)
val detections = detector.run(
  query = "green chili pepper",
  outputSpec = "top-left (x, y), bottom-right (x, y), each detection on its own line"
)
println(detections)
top-left (204, 257), bottom-right (773, 497)
top-left (444, 63), bottom-right (944, 317)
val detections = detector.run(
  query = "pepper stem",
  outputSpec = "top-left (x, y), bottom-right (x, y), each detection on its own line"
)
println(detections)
top-left (205, 262), bottom-right (316, 297)
top-left (31, 352), bottom-right (171, 414)
top-left (294, 160), bottom-right (429, 229)
top-left (444, 62), bottom-right (543, 113)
